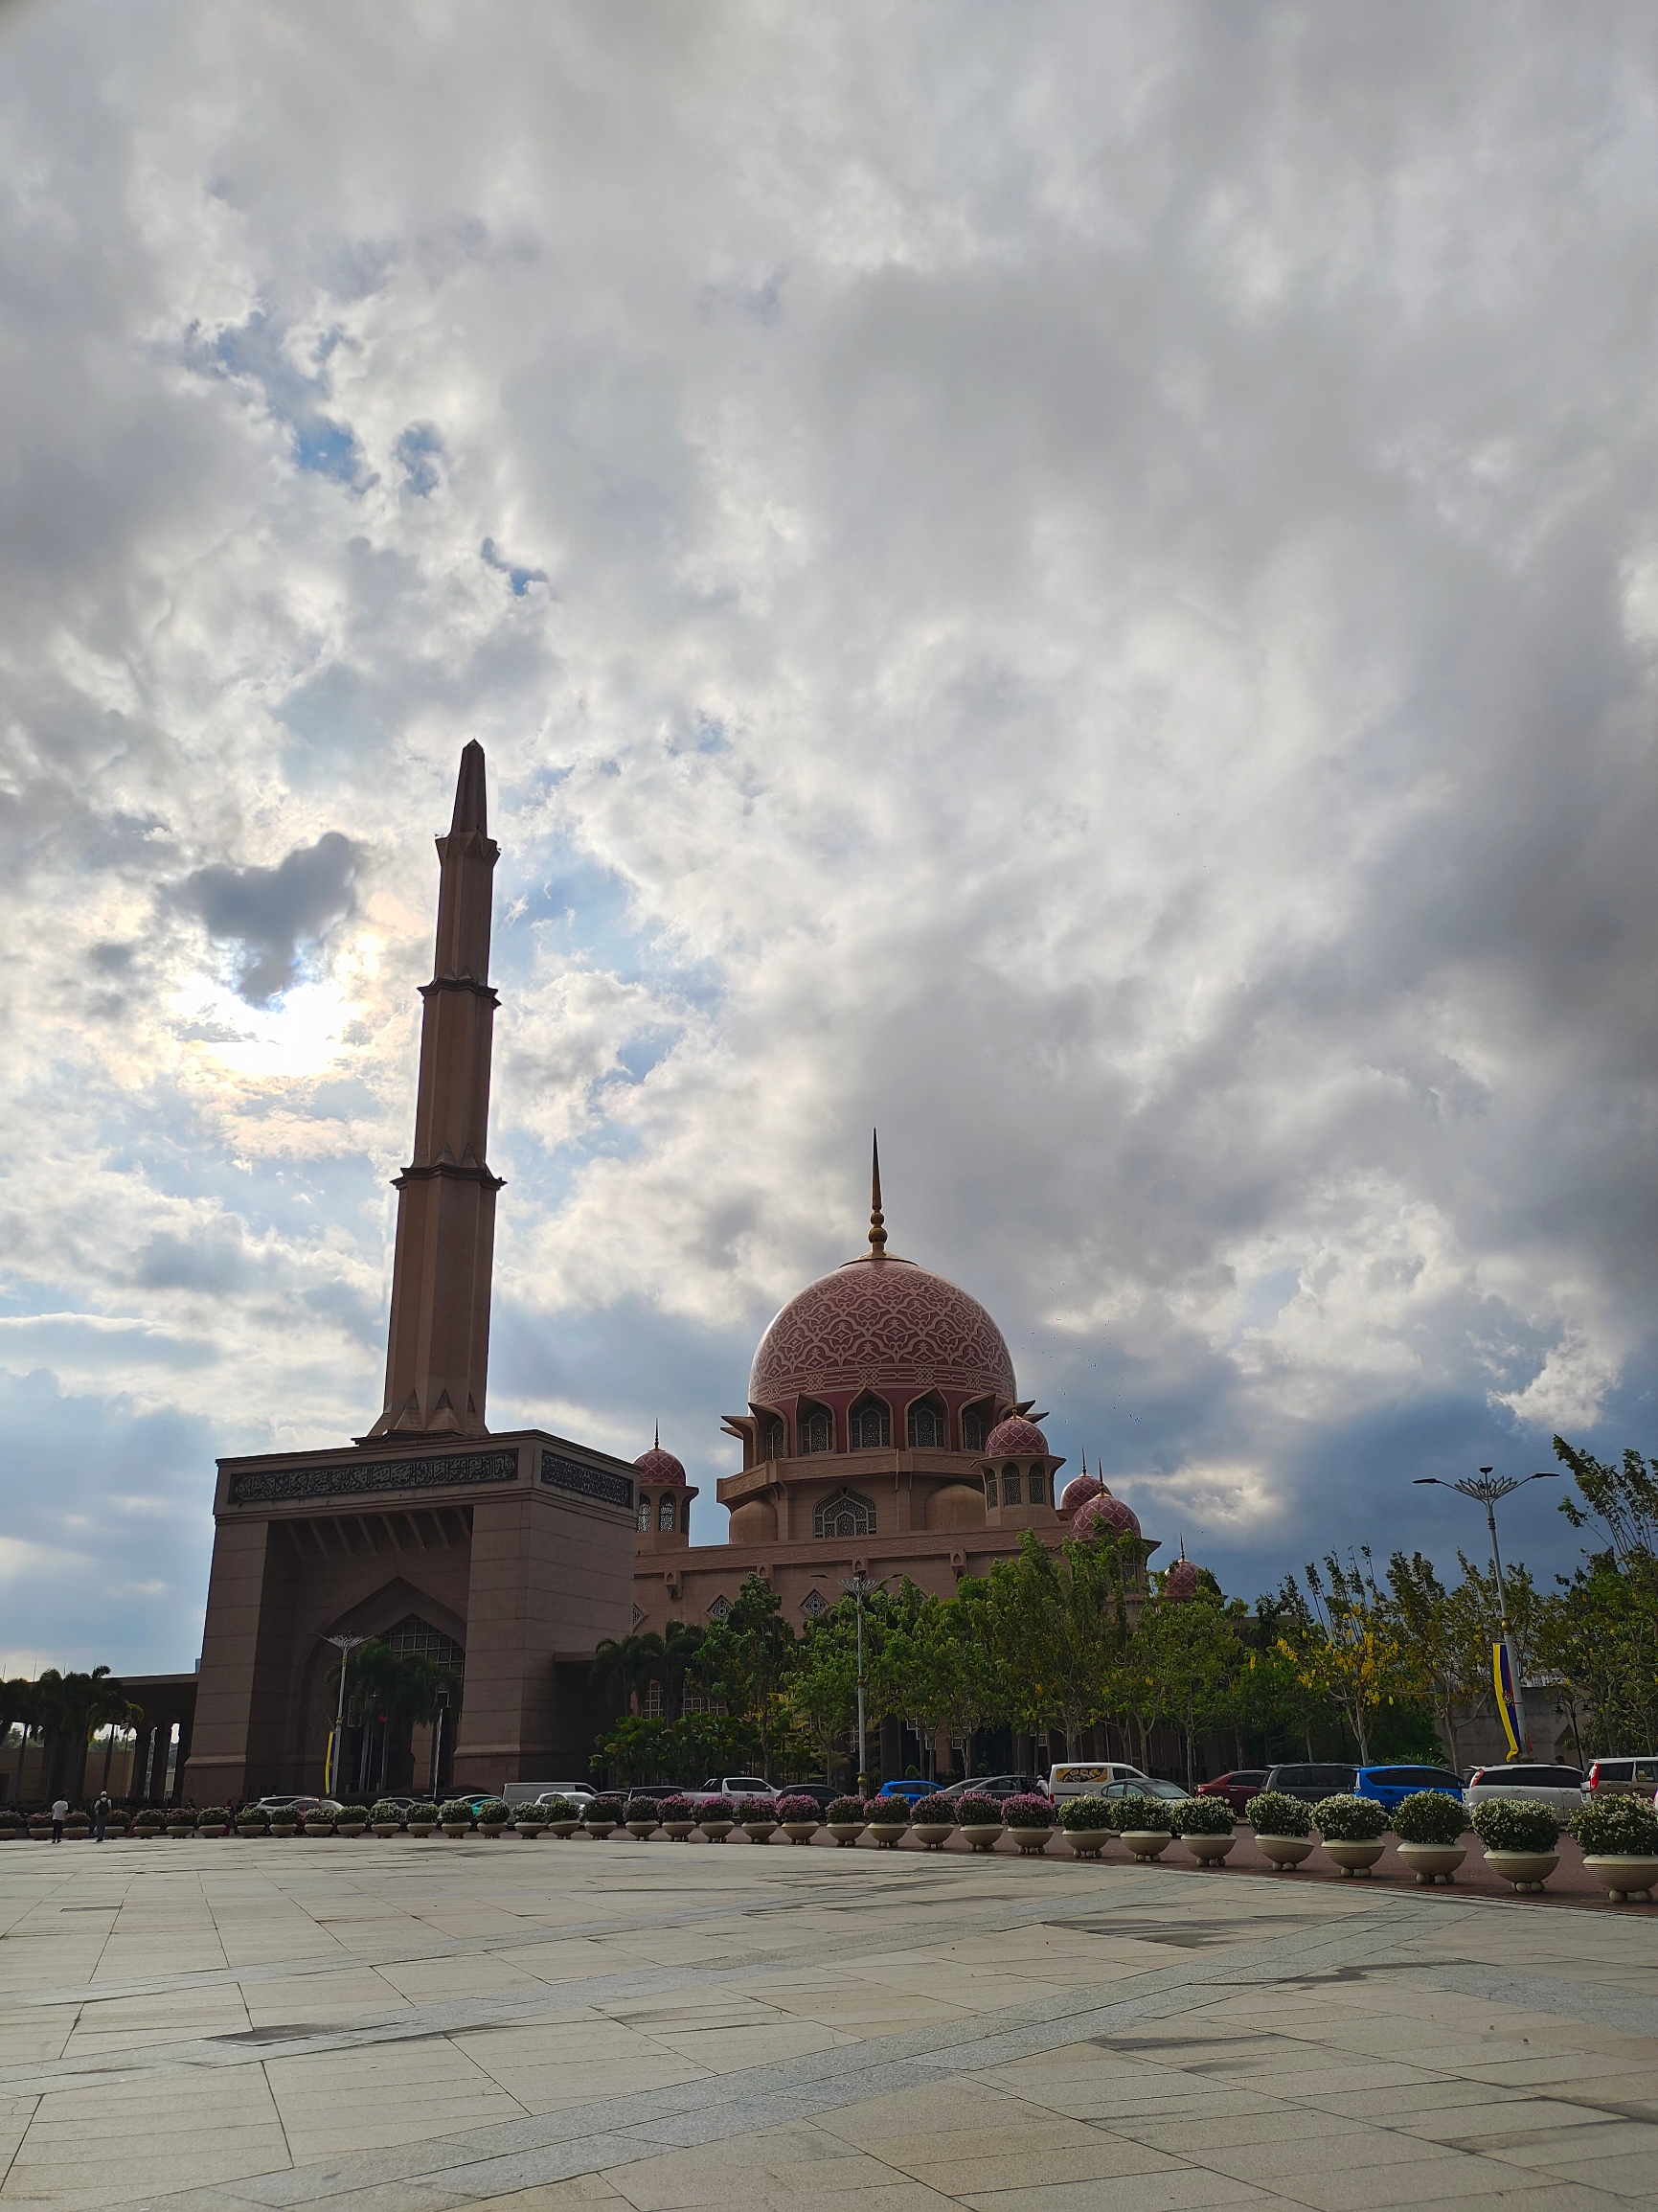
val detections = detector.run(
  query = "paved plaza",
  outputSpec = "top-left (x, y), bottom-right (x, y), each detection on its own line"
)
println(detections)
top-left (1, 1836), bottom-right (1655, 2212)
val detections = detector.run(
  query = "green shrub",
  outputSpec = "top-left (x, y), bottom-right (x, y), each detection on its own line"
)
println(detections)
top-left (1570, 1794), bottom-right (1658, 1857)
top-left (337, 1804), bottom-right (370, 1824)
top-left (369, 1800), bottom-right (404, 1824)
top-left (438, 1799), bottom-right (474, 1825)
top-left (194, 1806), bottom-right (229, 1825)
top-left (237, 1805), bottom-right (269, 1826)
top-left (1057, 1794), bottom-right (1117, 1832)
top-left (474, 1799), bottom-right (511, 1824)
top-left (513, 1802), bottom-right (550, 1825)
top-left (1393, 1790), bottom-right (1466, 1845)
top-left (407, 1802), bottom-right (439, 1822)
top-left (536, 1796), bottom-right (580, 1820)
top-left (1469, 1798), bottom-right (1560, 1854)
top-left (1174, 1795), bottom-right (1236, 1836)
top-left (1312, 1793), bottom-right (1387, 1842)
top-left (1112, 1792), bottom-right (1177, 1835)
top-left (1247, 1790), bottom-right (1311, 1837)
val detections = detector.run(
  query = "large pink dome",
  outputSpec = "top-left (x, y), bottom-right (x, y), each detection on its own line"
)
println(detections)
top-left (985, 1416), bottom-right (1049, 1458)
top-left (1058, 1473), bottom-right (1104, 1516)
top-left (1163, 1558), bottom-right (1199, 1601)
top-left (750, 1254), bottom-right (1015, 1405)
top-left (635, 1444), bottom-right (687, 1485)
top-left (1072, 1492), bottom-right (1142, 1540)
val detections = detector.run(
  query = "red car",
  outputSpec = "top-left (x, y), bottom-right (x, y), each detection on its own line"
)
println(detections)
top-left (1195, 1769), bottom-right (1268, 1816)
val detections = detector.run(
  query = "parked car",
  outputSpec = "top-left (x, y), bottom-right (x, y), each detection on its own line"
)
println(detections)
top-left (693, 1776), bottom-right (776, 1799)
top-left (1047, 1762), bottom-right (1157, 1803)
top-left (938, 1773), bottom-right (1046, 1802)
top-left (779, 1784), bottom-right (842, 1812)
top-left (1194, 1769), bottom-right (1268, 1816)
top-left (1100, 1777), bottom-right (1192, 1803)
top-left (1353, 1764), bottom-right (1464, 1813)
top-left (504, 1782), bottom-right (596, 1808)
top-left (1465, 1762), bottom-right (1584, 1817)
top-left (1586, 1756), bottom-right (1658, 1798)
top-left (1261, 1763), bottom-right (1358, 1804)
top-left (254, 1795), bottom-right (342, 1814)
top-left (874, 1780), bottom-right (939, 1805)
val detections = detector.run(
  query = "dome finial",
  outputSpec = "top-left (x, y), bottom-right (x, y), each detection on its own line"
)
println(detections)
top-left (868, 1129), bottom-right (887, 1255)
top-left (654, 1420), bottom-right (660, 1449)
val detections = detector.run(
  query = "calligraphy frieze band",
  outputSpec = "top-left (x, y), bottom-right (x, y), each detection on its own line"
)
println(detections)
top-left (539, 1451), bottom-right (633, 1510)
top-left (228, 1448), bottom-right (520, 1508)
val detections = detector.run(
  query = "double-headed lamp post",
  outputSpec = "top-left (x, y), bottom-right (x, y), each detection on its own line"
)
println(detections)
top-left (839, 1574), bottom-right (888, 1796)
top-left (1412, 1466), bottom-right (1557, 1756)
top-left (323, 1633), bottom-right (368, 1796)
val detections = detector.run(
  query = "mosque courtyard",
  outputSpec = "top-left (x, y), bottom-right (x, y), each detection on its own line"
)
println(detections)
top-left (0, 1836), bottom-right (1653, 2211)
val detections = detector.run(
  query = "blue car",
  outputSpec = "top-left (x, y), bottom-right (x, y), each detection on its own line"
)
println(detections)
top-left (875, 1780), bottom-right (940, 1805)
top-left (1354, 1763), bottom-right (1464, 1813)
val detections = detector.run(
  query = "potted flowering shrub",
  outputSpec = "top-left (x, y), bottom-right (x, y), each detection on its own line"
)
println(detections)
top-left (195, 1806), bottom-right (230, 1838)
top-left (584, 1793), bottom-right (625, 1839)
top-left (336, 1804), bottom-right (370, 1837)
top-left (696, 1794), bottom-right (736, 1841)
top-left (265, 1807), bottom-right (297, 1836)
top-left (1246, 1790), bottom-right (1313, 1869)
top-left (956, 1791), bottom-right (1004, 1852)
top-left (166, 1807), bottom-right (196, 1836)
top-left (1312, 1793), bottom-right (1387, 1876)
top-left (302, 1805), bottom-right (334, 1836)
top-left (1003, 1793), bottom-right (1056, 1857)
top-left (775, 1794), bottom-right (823, 1844)
top-left (1174, 1795), bottom-right (1237, 1865)
top-left (513, 1802), bottom-right (550, 1839)
top-left (1470, 1797), bottom-right (1560, 1891)
top-left (370, 1800), bottom-right (404, 1838)
top-left (1393, 1790), bottom-right (1467, 1883)
top-left (439, 1798), bottom-right (474, 1837)
top-left (1570, 1793), bottom-right (1658, 1902)
top-left (865, 1796), bottom-right (911, 1848)
top-left (537, 1796), bottom-right (582, 1837)
top-left (406, 1802), bottom-right (438, 1837)
top-left (473, 1798), bottom-right (510, 1837)
top-left (738, 1796), bottom-right (779, 1843)
top-left (1113, 1792), bottom-right (1177, 1860)
top-left (1056, 1796), bottom-right (1115, 1858)
top-left (910, 1794), bottom-right (957, 1850)
top-left (64, 1808), bottom-right (91, 1838)
top-left (625, 1799), bottom-right (662, 1840)
top-left (0, 1812), bottom-right (21, 1842)
top-left (657, 1796), bottom-right (698, 1839)
top-left (825, 1795), bottom-right (867, 1846)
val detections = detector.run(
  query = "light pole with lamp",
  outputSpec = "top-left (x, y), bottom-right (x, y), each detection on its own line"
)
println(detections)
top-left (1413, 1466), bottom-right (1557, 1758)
top-left (839, 1574), bottom-right (889, 1796)
top-left (322, 1633), bottom-right (368, 1797)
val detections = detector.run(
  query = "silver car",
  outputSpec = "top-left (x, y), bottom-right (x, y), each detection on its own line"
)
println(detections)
top-left (1465, 1762), bottom-right (1586, 1818)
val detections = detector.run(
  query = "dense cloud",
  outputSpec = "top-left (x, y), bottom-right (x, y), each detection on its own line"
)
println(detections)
top-left (3, 0), bottom-right (1657, 1666)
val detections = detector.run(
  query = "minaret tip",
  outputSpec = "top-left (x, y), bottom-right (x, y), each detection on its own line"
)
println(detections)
top-left (451, 741), bottom-right (488, 834)
top-left (868, 1129), bottom-right (887, 1255)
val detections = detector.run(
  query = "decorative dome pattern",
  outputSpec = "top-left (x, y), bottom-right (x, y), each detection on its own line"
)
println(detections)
top-left (750, 1255), bottom-right (1015, 1406)
top-left (985, 1416), bottom-right (1049, 1459)
top-left (1072, 1491), bottom-right (1142, 1541)
top-left (634, 1444), bottom-right (687, 1485)
top-left (1163, 1558), bottom-right (1199, 1601)
top-left (1057, 1473), bottom-right (1104, 1516)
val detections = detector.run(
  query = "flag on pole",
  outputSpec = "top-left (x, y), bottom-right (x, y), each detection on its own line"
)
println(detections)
top-left (1492, 1640), bottom-right (1522, 1760)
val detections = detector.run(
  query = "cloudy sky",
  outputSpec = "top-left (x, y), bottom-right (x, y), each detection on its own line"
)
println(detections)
top-left (4, 0), bottom-right (1657, 1672)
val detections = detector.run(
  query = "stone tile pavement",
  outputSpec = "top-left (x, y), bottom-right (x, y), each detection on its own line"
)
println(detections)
top-left (0, 1834), bottom-right (1653, 2209)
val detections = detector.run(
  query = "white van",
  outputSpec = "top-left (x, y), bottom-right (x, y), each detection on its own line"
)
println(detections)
top-left (1047, 1762), bottom-right (1155, 1804)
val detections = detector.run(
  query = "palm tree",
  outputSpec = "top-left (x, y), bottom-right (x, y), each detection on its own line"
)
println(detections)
top-left (0, 1679), bottom-right (35, 1802)
top-left (660, 1622), bottom-right (706, 1722)
top-left (592, 1633), bottom-right (652, 1716)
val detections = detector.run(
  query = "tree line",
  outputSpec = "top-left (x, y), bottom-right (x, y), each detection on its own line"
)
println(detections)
top-left (591, 1435), bottom-right (1658, 1784)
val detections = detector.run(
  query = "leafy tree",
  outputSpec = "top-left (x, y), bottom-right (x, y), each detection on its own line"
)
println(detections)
top-left (692, 1573), bottom-right (796, 1775)
top-left (1288, 1553), bottom-right (1410, 1763)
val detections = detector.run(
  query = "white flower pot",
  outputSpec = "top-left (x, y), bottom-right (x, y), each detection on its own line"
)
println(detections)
top-left (1320, 1838), bottom-right (1384, 1877)
top-left (1254, 1835), bottom-right (1313, 1869)
top-left (549, 1819), bottom-right (581, 1837)
top-left (514, 1822), bottom-right (546, 1839)
top-left (337, 1823), bottom-right (367, 1838)
top-left (781, 1820), bottom-right (819, 1844)
top-left (625, 1817), bottom-right (659, 1839)
top-left (440, 1821), bottom-right (470, 1837)
top-left (1581, 1853), bottom-right (1658, 1903)
top-left (1009, 1827), bottom-right (1053, 1856)
top-left (826, 1821), bottom-right (865, 1846)
top-left (408, 1822), bottom-right (436, 1837)
top-left (959, 1824), bottom-right (1003, 1853)
top-left (268, 1822), bottom-right (297, 1837)
top-left (911, 1822), bottom-right (954, 1851)
top-left (663, 1820), bottom-right (698, 1840)
top-left (196, 1824), bottom-right (227, 1838)
top-left (1482, 1847), bottom-right (1558, 1893)
top-left (1121, 1830), bottom-right (1171, 1861)
top-left (697, 1818), bottom-right (734, 1841)
top-left (1063, 1831), bottom-right (1109, 1858)
top-left (1181, 1832), bottom-right (1236, 1865)
top-left (1397, 1841), bottom-right (1465, 1885)
top-left (373, 1822), bottom-right (401, 1837)
top-left (740, 1820), bottom-right (778, 1843)
top-left (584, 1819), bottom-right (618, 1839)
top-left (866, 1821), bottom-right (909, 1850)
top-left (303, 1817), bottom-right (332, 1836)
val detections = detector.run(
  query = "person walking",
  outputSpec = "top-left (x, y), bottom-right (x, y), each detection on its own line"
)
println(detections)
top-left (49, 1796), bottom-right (68, 1843)
top-left (93, 1790), bottom-right (111, 1842)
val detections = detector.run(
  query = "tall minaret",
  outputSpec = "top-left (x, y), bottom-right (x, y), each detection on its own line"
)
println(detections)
top-left (369, 741), bottom-right (503, 1439)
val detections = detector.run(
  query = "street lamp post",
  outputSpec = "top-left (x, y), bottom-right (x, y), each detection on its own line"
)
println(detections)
top-left (322, 1633), bottom-right (369, 1797)
top-left (1413, 1466), bottom-right (1557, 1756)
top-left (839, 1574), bottom-right (887, 1796)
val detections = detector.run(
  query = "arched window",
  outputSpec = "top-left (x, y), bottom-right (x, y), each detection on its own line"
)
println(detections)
top-left (814, 1487), bottom-right (877, 1539)
top-left (800, 1403), bottom-right (832, 1455)
top-left (962, 1407), bottom-right (989, 1452)
top-left (1027, 1467), bottom-right (1047, 1507)
top-left (658, 1495), bottom-right (676, 1531)
top-left (637, 1495), bottom-right (652, 1532)
top-left (985, 1471), bottom-right (998, 1506)
top-left (1002, 1467), bottom-right (1022, 1504)
top-left (764, 1417), bottom-right (785, 1461)
top-left (907, 1400), bottom-right (946, 1449)
top-left (849, 1395), bottom-right (890, 1450)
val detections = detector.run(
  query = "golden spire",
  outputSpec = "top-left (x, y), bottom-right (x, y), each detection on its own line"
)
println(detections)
top-left (868, 1129), bottom-right (887, 1255)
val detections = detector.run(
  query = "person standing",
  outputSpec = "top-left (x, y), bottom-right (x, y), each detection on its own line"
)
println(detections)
top-left (93, 1790), bottom-right (111, 1842)
top-left (49, 1796), bottom-right (68, 1843)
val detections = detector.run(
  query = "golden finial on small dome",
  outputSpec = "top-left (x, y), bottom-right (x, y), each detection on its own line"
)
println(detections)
top-left (868, 1129), bottom-right (887, 1255)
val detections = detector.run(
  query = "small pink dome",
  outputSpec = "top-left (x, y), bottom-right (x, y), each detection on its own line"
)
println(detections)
top-left (985, 1417), bottom-right (1049, 1458)
top-left (635, 1443), bottom-right (687, 1485)
top-left (1163, 1558), bottom-right (1200, 1602)
top-left (1072, 1492), bottom-right (1142, 1541)
top-left (1057, 1473), bottom-right (1104, 1516)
